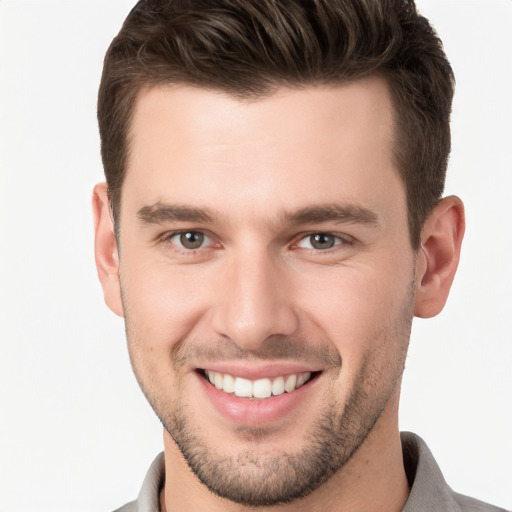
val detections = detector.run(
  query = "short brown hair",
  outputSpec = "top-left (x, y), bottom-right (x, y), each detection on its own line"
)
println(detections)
top-left (98, 0), bottom-right (454, 249)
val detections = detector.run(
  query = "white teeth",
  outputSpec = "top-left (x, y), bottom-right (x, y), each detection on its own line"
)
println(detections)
top-left (253, 378), bottom-right (272, 399)
top-left (284, 374), bottom-right (297, 392)
top-left (271, 376), bottom-right (285, 396)
top-left (223, 373), bottom-right (235, 393)
top-left (296, 372), bottom-right (311, 388)
top-left (205, 370), bottom-right (313, 399)
top-left (234, 377), bottom-right (253, 397)
top-left (214, 372), bottom-right (223, 390)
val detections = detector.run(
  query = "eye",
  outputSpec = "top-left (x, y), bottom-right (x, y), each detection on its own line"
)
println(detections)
top-left (169, 231), bottom-right (209, 250)
top-left (296, 233), bottom-right (347, 250)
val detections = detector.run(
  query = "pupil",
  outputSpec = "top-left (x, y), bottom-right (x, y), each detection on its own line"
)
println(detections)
top-left (180, 232), bottom-right (204, 249)
top-left (311, 233), bottom-right (334, 249)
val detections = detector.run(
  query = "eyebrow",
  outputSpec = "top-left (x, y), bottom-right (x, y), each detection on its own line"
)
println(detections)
top-left (284, 203), bottom-right (380, 227)
top-left (137, 203), bottom-right (216, 224)
top-left (136, 201), bottom-right (380, 227)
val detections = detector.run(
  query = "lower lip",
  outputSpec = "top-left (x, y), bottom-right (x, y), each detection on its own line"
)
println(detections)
top-left (197, 372), bottom-right (319, 426)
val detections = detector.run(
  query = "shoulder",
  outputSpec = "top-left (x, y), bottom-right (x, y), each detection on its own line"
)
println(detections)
top-left (452, 492), bottom-right (509, 512)
top-left (111, 501), bottom-right (137, 512)
top-left (401, 432), bottom-right (508, 512)
top-left (110, 452), bottom-right (165, 512)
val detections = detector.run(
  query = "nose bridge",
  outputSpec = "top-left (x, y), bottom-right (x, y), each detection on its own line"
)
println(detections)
top-left (213, 244), bottom-right (298, 350)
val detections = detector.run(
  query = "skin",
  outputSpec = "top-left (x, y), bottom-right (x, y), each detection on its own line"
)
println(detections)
top-left (93, 77), bottom-right (464, 511)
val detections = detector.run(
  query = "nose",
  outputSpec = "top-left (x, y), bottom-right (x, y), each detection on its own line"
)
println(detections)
top-left (211, 249), bottom-right (299, 352)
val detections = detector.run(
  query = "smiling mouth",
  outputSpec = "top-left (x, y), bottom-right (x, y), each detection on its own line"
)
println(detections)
top-left (199, 369), bottom-right (320, 399)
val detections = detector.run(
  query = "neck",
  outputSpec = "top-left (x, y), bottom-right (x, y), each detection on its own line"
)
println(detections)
top-left (160, 390), bottom-right (409, 512)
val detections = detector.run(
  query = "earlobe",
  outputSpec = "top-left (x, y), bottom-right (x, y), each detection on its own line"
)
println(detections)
top-left (92, 182), bottom-right (124, 317)
top-left (414, 196), bottom-right (465, 318)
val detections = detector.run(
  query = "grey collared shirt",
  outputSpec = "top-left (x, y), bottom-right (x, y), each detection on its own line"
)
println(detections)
top-left (114, 432), bottom-right (508, 512)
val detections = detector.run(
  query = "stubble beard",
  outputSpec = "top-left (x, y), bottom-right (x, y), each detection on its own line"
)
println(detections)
top-left (165, 361), bottom-right (405, 507)
top-left (123, 280), bottom-right (414, 507)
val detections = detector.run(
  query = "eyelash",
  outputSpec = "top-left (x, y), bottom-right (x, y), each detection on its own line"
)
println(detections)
top-left (158, 230), bottom-right (355, 254)
top-left (293, 232), bottom-right (354, 252)
top-left (159, 230), bottom-right (217, 253)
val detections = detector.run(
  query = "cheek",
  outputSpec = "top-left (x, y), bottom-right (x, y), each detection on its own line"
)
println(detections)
top-left (296, 260), bottom-right (414, 361)
top-left (119, 255), bottom-right (213, 350)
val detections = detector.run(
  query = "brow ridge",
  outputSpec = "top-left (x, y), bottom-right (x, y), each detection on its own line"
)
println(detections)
top-left (285, 203), bottom-right (380, 226)
top-left (137, 203), bottom-right (215, 224)
top-left (136, 201), bottom-right (379, 227)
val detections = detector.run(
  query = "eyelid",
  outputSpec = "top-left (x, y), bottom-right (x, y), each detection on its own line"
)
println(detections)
top-left (156, 229), bottom-right (354, 253)
top-left (158, 229), bottom-right (219, 251)
top-left (293, 231), bottom-right (354, 250)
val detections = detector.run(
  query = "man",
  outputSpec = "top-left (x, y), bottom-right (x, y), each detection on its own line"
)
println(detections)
top-left (92, 1), bottom-right (506, 511)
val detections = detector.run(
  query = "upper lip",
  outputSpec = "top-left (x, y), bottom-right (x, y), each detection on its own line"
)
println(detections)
top-left (195, 362), bottom-right (321, 380)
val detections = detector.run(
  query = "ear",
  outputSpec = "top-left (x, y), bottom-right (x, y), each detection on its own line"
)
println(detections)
top-left (92, 182), bottom-right (124, 317)
top-left (414, 196), bottom-right (465, 318)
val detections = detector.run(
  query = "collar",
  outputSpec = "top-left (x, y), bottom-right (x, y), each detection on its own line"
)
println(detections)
top-left (401, 431), bottom-right (460, 511)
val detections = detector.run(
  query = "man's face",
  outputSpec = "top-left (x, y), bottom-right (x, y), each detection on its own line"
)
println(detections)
top-left (115, 78), bottom-right (417, 505)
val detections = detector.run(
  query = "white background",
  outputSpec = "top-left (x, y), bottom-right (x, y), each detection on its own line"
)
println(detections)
top-left (0, 1), bottom-right (510, 511)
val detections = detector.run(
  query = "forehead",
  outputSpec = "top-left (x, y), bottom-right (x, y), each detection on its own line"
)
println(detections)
top-left (128, 78), bottom-right (395, 159)
top-left (122, 78), bottom-right (403, 225)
